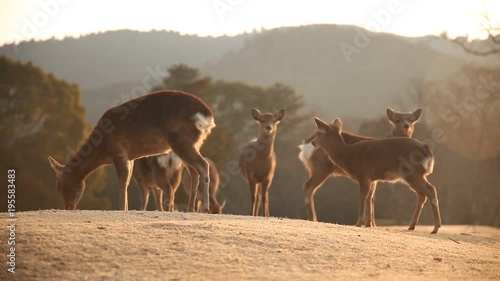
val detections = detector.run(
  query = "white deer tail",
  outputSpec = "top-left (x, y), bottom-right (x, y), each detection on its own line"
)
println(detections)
top-left (298, 143), bottom-right (315, 166)
top-left (421, 144), bottom-right (434, 175)
top-left (193, 112), bottom-right (215, 135)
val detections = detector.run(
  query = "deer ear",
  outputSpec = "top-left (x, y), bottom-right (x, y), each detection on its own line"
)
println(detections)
top-left (251, 108), bottom-right (262, 121)
top-left (386, 107), bottom-right (395, 121)
top-left (275, 109), bottom-right (286, 121)
top-left (410, 108), bottom-right (423, 122)
top-left (314, 117), bottom-right (330, 133)
top-left (48, 156), bottom-right (64, 176)
top-left (332, 118), bottom-right (343, 133)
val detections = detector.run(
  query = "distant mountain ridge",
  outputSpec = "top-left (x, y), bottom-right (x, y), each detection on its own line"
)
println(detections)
top-left (0, 25), bottom-right (496, 121)
top-left (202, 24), bottom-right (496, 118)
top-left (0, 29), bottom-right (251, 90)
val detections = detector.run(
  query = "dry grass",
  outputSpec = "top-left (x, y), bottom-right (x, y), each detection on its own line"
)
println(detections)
top-left (1, 210), bottom-right (499, 281)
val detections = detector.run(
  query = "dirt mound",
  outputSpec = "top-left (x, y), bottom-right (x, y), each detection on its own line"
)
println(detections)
top-left (1, 210), bottom-right (499, 280)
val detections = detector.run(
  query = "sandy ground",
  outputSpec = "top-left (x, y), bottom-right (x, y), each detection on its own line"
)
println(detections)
top-left (1, 210), bottom-right (499, 281)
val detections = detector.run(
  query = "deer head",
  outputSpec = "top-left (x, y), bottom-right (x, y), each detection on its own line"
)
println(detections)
top-left (251, 108), bottom-right (286, 139)
top-left (209, 200), bottom-right (226, 214)
top-left (386, 108), bottom-right (423, 137)
top-left (48, 156), bottom-right (85, 210)
top-left (311, 117), bottom-right (345, 148)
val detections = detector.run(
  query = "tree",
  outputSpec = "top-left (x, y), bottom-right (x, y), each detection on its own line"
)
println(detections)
top-left (0, 56), bottom-right (110, 211)
top-left (449, 6), bottom-right (500, 56)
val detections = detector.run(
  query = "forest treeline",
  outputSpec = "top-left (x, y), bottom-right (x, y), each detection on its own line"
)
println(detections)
top-left (0, 56), bottom-right (499, 227)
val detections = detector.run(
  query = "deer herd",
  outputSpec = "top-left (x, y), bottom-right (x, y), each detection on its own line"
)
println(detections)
top-left (48, 90), bottom-right (442, 234)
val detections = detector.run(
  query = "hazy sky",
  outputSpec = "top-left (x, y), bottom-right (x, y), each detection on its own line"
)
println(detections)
top-left (1, 0), bottom-right (499, 46)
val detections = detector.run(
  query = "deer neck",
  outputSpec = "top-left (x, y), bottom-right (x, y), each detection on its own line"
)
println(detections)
top-left (256, 133), bottom-right (276, 157)
top-left (66, 142), bottom-right (108, 182)
top-left (387, 128), bottom-right (412, 138)
top-left (322, 135), bottom-right (350, 170)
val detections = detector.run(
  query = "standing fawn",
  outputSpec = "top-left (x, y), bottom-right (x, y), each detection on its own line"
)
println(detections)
top-left (132, 151), bottom-right (184, 211)
top-left (311, 117), bottom-right (441, 234)
top-left (181, 158), bottom-right (226, 214)
top-left (299, 108), bottom-right (422, 225)
top-left (48, 90), bottom-right (215, 211)
top-left (239, 108), bottom-right (286, 217)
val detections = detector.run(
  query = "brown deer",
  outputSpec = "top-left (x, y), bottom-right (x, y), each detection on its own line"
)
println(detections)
top-left (181, 158), bottom-right (226, 214)
top-left (239, 108), bottom-right (286, 217)
top-left (132, 151), bottom-right (184, 211)
top-left (299, 108), bottom-right (422, 225)
top-left (311, 117), bottom-right (441, 234)
top-left (47, 90), bottom-right (215, 211)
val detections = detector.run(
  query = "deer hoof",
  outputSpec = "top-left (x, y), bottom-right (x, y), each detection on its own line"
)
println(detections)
top-left (431, 226), bottom-right (440, 234)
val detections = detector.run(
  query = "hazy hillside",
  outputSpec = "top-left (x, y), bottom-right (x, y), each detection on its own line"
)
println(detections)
top-left (81, 81), bottom-right (143, 124)
top-left (0, 30), bottom-right (250, 90)
top-left (1, 26), bottom-right (495, 122)
top-left (203, 24), bottom-right (487, 118)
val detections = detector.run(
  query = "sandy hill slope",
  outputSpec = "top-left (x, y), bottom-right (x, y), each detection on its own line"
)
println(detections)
top-left (1, 210), bottom-right (499, 281)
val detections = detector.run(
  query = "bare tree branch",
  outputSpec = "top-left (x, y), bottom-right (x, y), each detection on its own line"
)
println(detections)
top-left (451, 39), bottom-right (500, 56)
top-left (450, 7), bottom-right (500, 56)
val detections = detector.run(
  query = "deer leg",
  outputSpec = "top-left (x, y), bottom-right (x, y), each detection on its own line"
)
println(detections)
top-left (196, 174), bottom-right (209, 213)
top-left (409, 191), bottom-right (427, 231)
top-left (151, 187), bottom-right (164, 211)
top-left (364, 181), bottom-right (375, 228)
top-left (196, 200), bottom-right (202, 213)
top-left (369, 182), bottom-right (377, 227)
top-left (424, 179), bottom-right (442, 234)
top-left (256, 186), bottom-right (263, 216)
top-left (249, 181), bottom-right (259, 216)
top-left (173, 144), bottom-right (210, 213)
top-left (169, 169), bottom-right (183, 212)
top-left (406, 176), bottom-right (442, 234)
top-left (114, 156), bottom-right (134, 211)
top-left (168, 185), bottom-right (176, 212)
top-left (356, 181), bottom-right (370, 227)
top-left (186, 166), bottom-right (199, 212)
top-left (209, 186), bottom-right (223, 214)
top-left (261, 180), bottom-right (271, 217)
top-left (137, 182), bottom-right (150, 211)
top-left (303, 172), bottom-right (330, 221)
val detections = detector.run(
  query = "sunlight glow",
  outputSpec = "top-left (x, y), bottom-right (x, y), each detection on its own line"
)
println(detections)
top-left (1, 0), bottom-right (499, 45)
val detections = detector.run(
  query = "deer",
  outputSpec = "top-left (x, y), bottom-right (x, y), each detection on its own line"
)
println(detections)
top-left (181, 158), bottom-right (226, 214)
top-left (299, 108), bottom-right (423, 226)
top-left (311, 117), bottom-right (441, 234)
top-left (239, 108), bottom-right (286, 217)
top-left (47, 90), bottom-right (215, 211)
top-left (132, 151), bottom-right (184, 211)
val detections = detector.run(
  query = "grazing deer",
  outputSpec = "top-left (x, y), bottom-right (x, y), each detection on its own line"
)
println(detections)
top-left (311, 117), bottom-right (441, 234)
top-left (132, 151), bottom-right (184, 211)
top-left (299, 108), bottom-right (422, 225)
top-left (47, 90), bottom-right (215, 211)
top-left (239, 108), bottom-right (286, 217)
top-left (181, 158), bottom-right (226, 214)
